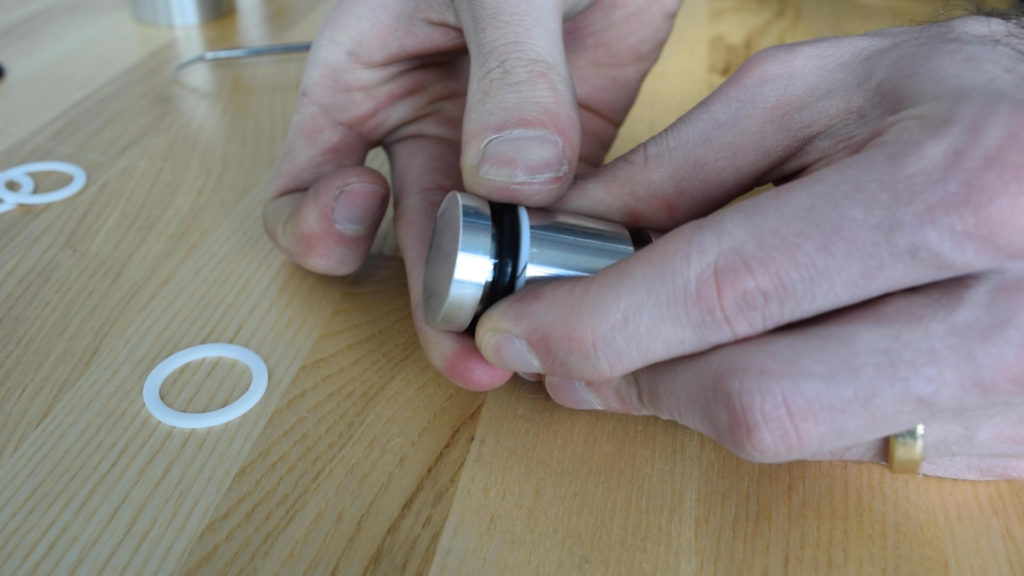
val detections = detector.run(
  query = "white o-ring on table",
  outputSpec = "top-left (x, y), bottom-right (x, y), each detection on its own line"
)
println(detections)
top-left (0, 171), bottom-right (36, 214)
top-left (0, 161), bottom-right (88, 206)
top-left (143, 343), bottom-right (268, 429)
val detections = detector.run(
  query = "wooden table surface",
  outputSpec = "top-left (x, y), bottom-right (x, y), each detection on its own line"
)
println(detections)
top-left (2, 0), bottom-right (1022, 574)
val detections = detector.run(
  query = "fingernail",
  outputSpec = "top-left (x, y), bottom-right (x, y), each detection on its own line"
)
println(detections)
top-left (477, 130), bottom-right (567, 183)
top-left (480, 332), bottom-right (543, 373)
top-left (545, 377), bottom-right (604, 411)
top-left (516, 371), bottom-right (541, 382)
top-left (333, 184), bottom-right (385, 236)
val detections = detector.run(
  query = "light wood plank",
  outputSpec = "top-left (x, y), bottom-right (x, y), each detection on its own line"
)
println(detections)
top-left (1, 0), bottom-right (1021, 574)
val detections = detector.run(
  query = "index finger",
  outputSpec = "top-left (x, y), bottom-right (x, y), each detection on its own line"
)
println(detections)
top-left (473, 118), bottom-right (1014, 380)
top-left (552, 34), bottom-right (891, 229)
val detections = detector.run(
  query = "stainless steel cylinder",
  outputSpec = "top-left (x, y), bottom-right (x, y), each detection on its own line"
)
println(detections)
top-left (521, 208), bottom-right (635, 283)
top-left (422, 192), bottom-right (498, 333)
top-left (130, 0), bottom-right (234, 26)
top-left (423, 191), bottom-right (646, 333)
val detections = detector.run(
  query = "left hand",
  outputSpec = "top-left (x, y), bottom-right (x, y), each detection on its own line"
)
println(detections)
top-left (473, 15), bottom-right (1024, 479)
top-left (263, 0), bottom-right (681, 390)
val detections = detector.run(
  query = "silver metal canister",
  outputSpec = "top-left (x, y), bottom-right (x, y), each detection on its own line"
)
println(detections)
top-left (130, 0), bottom-right (234, 26)
top-left (423, 191), bottom-right (649, 333)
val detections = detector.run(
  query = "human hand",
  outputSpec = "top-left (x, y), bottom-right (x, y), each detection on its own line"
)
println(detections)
top-left (264, 0), bottom-right (681, 390)
top-left (474, 15), bottom-right (1024, 479)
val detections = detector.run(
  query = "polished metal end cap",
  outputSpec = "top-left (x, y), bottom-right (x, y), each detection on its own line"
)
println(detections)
top-left (131, 0), bottom-right (234, 26)
top-left (422, 191), bottom-right (496, 332)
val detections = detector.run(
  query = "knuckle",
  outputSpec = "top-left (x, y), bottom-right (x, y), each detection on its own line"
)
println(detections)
top-left (549, 321), bottom-right (621, 381)
top-left (923, 105), bottom-right (1024, 261)
top-left (511, 279), bottom-right (626, 381)
top-left (732, 43), bottom-right (810, 87)
top-left (692, 247), bottom-right (788, 343)
top-left (284, 227), bottom-right (328, 268)
top-left (977, 113), bottom-right (1024, 257)
top-left (710, 358), bottom-right (811, 463)
top-left (298, 242), bottom-right (362, 276)
top-left (277, 213), bottom-right (362, 275)
top-left (727, 37), bottom-right (884, 142)
top-left (612, 137), bottom-right (690, 227)
top-left (736, 36), bottom-right (878, 86)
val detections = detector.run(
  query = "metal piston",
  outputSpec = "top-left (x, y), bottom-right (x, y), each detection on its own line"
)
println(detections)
top-left (422, 191), bottom-right (650, 333)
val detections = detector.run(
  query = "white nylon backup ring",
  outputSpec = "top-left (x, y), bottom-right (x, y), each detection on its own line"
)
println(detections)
top-left (143, 343), bottom-right (268, 429)
top-left (0, 161), bottom-right (87, 206)
top-left (0, 172), bottom-right (36, 214)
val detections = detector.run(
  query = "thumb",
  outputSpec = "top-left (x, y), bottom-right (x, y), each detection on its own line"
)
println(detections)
top-left (455, 0), bottom-right (585, 205)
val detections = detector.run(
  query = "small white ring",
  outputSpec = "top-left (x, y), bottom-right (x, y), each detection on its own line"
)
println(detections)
top-left (0, 161), bottom-right (87, 205)
top-left (143, 343), bottom-right (268, 429)
top-left (0, 171), bottom-right (36, 214)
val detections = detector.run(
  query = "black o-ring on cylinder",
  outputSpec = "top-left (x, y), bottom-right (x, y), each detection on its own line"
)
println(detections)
top-left (468, 202), bottom-right (520, 332)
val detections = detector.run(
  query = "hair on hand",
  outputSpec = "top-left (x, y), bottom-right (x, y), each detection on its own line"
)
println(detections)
top-left (970, 2), bottom-right (1024, 23)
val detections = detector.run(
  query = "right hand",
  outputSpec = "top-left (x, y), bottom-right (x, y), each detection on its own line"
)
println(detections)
top-left (473, 15), bottom-right (1024, 478)
top-left (264, 0), bottom-right (682, 389)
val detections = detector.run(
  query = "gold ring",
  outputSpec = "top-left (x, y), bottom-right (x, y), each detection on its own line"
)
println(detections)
top-left (889, 424), bottom-right (925, 474)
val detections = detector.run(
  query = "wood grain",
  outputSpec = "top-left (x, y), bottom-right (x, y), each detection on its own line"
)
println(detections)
top-left (1, 0), bottom-right (1021, 574)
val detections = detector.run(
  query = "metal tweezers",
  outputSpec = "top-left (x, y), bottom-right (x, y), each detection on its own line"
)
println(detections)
top-left (173, 41), bottom-right (312, 73)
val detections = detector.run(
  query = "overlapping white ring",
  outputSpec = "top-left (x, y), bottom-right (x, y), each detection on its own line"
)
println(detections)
top-left (0, 172), bottom-right (36, 214)
top-left (143, 343), bottom-right (268, 429)
top-left (0, 161), bottom-right (88, 207)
